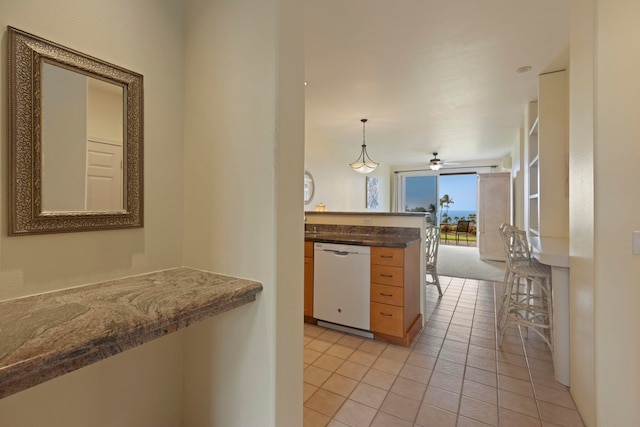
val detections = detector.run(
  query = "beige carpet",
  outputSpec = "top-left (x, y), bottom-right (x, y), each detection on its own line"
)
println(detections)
top-left (436, 244), bottom-right (506, 282)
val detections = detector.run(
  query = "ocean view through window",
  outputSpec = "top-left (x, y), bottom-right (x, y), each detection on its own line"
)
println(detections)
top-left (439, 173), bottom-right (477, 224)
top-left (401, 173), bottom-right (477, 225)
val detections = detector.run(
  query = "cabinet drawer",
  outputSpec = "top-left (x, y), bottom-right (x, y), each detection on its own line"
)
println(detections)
top-left (304, 241), bottom-right (314, 258)
top-left (371, 264), bottom-right (403, 287)
top-left (371, 283), bottom-right (403, 306)
top-left (370, 302), bottom-right (404, 337)
top-left (371, 247), bottom-right (404, 267)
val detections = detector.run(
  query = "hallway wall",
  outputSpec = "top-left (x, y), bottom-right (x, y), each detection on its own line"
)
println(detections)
top-left (0, 1), bottom-right (186, 425)
top-left (571, 0), bottom-right (640, 424)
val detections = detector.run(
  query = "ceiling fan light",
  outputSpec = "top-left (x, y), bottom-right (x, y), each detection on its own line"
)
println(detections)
top-left (349, 119), bottom-right (378, 174)
top-left (428, 152), bottom-right (442, 170)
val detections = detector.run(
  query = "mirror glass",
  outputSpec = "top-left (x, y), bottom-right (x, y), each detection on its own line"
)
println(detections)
top-left (42, 63), bottom-right (125, 212)
top-left (304, 171), bottom-right (315, 204)
top-left (8, 27), bottom-right (143, 235)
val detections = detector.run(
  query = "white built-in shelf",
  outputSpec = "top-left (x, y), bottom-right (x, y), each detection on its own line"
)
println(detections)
top-left (529, 117), bottom-right (539, 135)
top-left (525, 72), bottom-right (568, 240)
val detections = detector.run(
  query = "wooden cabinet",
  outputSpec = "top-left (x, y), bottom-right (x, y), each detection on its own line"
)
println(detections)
top-left (304, 241), bottom-right (315, 322)
top-left (477, 172), bottom-right (511, 261)
top-left (369, 244), bottom-right (421, 347)
top-left (304, 239), bottom-right (421, 346)
top-left (525, 71), bottom-right (569, 239)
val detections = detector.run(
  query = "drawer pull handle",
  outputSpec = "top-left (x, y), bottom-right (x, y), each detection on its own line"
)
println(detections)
top-left (380, 255), bottom-right (393, 259)
top-left (380, 274), bottom-right (393, 278)
top-left (380, 312), bottom-right (393, 317)
top-left (380, 293), bottom-right (393, 297)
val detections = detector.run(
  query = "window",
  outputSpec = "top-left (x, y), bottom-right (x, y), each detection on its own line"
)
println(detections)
top-left (395, 171), bottom-right (480, 226)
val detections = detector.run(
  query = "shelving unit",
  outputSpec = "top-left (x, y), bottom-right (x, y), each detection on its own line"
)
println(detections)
top-left (523, 71), bottom-right (570, 388)
top-left (524, 71), bottom-right (569, 239)
top-left (528, 106), bottom-right (540, 236)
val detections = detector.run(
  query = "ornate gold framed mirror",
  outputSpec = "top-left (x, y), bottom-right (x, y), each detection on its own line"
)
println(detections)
top-left (7, 27), bottom-right (143, 235)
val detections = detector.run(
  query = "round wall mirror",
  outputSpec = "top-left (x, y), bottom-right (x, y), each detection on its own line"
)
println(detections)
top-left (304, 170), bottom-right (315, 204)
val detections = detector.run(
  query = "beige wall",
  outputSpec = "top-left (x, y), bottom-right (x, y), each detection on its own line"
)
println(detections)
top-left (571, 0), bottom-right (640, 425)
top-left (0, 0), bottom-right (185, 425)
top-left (305, 133), bottom-right (392, 211)
top-left (0, 0), bottom-right (185, 298)
top-left (0, 0), bottom-right (303, 425)
top-left (181, 0), bottom-right (304, 425)
top-left (593, 0), bottom-right (640, 424)
top-left (569, 0), bottom-right (596, 424)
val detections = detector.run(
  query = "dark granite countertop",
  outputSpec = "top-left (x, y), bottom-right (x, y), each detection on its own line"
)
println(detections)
top-left (305, 211), bottom-right (427, 217)
top-left (0, 267), bottom-right (262, 399)
top-left (305, 232), bottom-right (420, 248)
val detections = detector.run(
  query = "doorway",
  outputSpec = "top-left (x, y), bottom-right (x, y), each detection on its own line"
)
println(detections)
top-left (397, 171), bottom-right (477, 229)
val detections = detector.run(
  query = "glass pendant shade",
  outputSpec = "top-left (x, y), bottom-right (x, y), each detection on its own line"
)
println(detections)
top-left (349, 119), bottom-right (378, 173)
top-left (429, 152), bottom-right (443, 170)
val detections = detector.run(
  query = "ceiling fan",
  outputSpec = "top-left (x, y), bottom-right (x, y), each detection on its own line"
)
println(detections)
top-left (428, 152), bottom-right (459, 170)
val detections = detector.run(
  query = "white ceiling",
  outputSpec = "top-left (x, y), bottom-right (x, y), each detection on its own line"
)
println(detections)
top-left (305, 0), bottom-right (570, 168)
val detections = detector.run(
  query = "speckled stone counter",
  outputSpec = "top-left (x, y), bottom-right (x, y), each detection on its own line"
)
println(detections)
top-left (304, 224), bottom-right (421, 248)
top-left (0, 267), bottom-right (262, 399)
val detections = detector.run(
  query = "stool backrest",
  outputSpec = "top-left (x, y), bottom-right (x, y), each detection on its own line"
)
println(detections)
top-left (498, 224), bottom-right (532, 270)
top-left (425, 224), bottom-right (440, 267)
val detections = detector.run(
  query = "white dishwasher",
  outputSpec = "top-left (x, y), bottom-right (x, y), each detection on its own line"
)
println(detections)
top-left (313, 242), bottom-right (372, 337)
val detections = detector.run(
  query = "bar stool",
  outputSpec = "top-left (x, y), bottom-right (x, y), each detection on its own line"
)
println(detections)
top-left (497, 223), bottom-right (527, 321)
top-left (425, 224), bottom-right (442, 297)
top-left (497, 225), bottom-right (553, 351)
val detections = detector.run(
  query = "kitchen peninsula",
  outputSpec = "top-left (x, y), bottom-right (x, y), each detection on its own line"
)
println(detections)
top-left (304, 212), bottom-right (427, 347)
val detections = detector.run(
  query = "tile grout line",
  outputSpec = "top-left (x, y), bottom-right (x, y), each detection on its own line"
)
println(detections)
top-left (304, 275), bottom-right (561, 426)
top-left (518, 328), bottom-right (546, 423)
top-left (454, 278), bottom-right (479, 426)
top-left (496, 277), bottom-right (548, 426)
top-left (412, 277), bottom-right (466, 425)
top-left (470, 279), bottom-right (501, 427)
top-left (492, 280), bottom-right (504, 427)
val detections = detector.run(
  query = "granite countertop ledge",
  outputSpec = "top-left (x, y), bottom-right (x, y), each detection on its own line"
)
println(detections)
top-left (304, 224), bottom-right (422, 248)
top-left (0, 267), bottom-right (262, 399)
top-left (305, 211), bottom-right (427, 217)
top-left (305, 232), bottom-right (421, 248)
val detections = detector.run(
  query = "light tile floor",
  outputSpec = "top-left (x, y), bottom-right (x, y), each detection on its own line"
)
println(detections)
top-left (303, 275), bottom-right (584, 427)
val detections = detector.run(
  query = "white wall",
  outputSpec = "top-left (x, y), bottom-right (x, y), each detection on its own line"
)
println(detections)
top-left (571, 0), bottom-right (640, 425)
top-left (181, 0), bottom-right (304, 426)
top-left (0, 1), bottom-right (185, 425)
top-left (305, 133), bottom-right (392, 211)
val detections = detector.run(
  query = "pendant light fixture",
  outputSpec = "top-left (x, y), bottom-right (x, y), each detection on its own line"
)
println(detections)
top-left (349, 118), bottom-right (379, 173)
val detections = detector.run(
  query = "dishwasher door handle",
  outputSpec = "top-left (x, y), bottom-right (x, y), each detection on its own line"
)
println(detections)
top-left (324, 249), bottom-right (351, 256)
